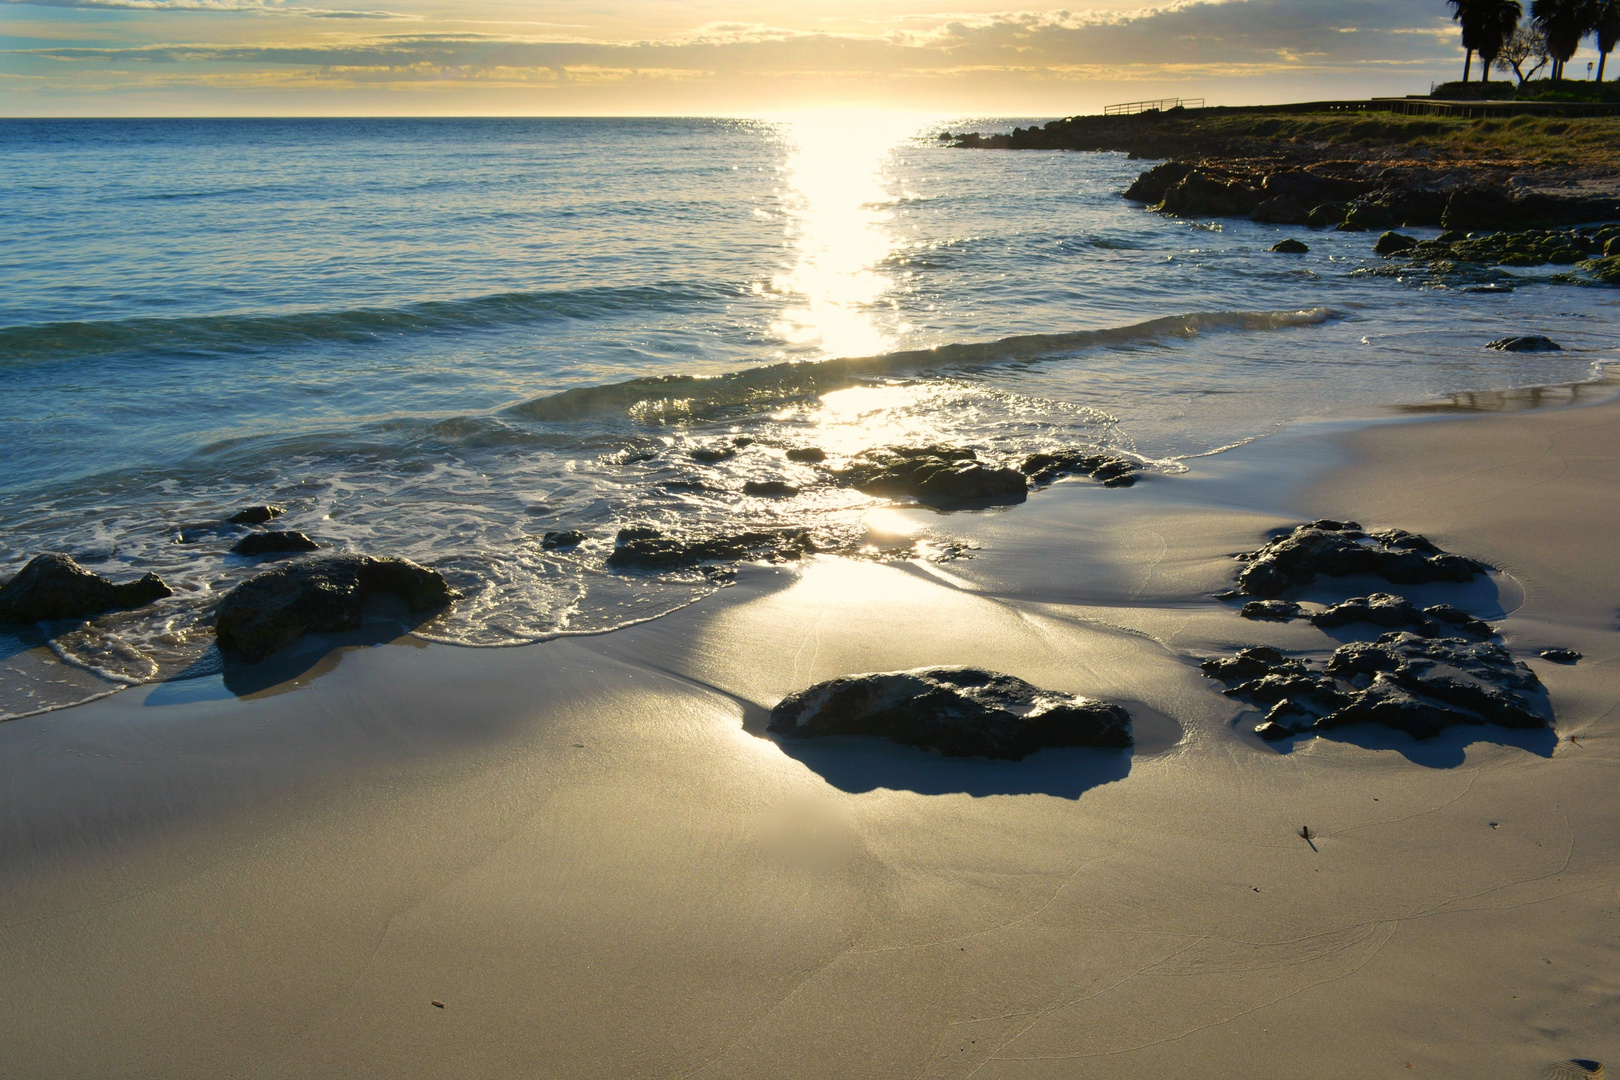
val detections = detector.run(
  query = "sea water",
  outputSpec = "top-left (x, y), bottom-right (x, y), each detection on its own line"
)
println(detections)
top-left (1, 115), bottom-right (1615, 715)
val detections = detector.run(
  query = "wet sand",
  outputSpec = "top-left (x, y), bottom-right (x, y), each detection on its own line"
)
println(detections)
top-left (2, 393), bottom-right (1618, 1078)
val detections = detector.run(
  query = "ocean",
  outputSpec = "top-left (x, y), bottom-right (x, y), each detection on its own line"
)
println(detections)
top-left (2, 114), bottom-right (1615, 717)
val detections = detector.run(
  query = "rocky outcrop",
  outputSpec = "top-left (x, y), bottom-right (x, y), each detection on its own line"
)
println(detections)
top-left (1487, 335), bottom-right (1562, 352)
top-left (1309, 593), bottom-right (1496, 639)
top-left (605, 526), bottom-right (817, 572)
top-left (213, 554), bottom-right (457, 662)
top-left (230, 530), bottom-right (320, 556)
top-left (1122, 161), bottom-right (1194, 204)
top-left (1234, 520), bottom-right (1485, 598)
top-left (228, 505), bottom-right (285, 526)
top-left (1019, 451), bottom-right (1139, 488)
top-left (1202, 633), bottom-right (1548, 741)
top-left (0, 553), bottom-right (173, 622)
top-left (833, 446), bottom-right (1028, 506)
top-left (768, 666), bottom-right (1132, 759)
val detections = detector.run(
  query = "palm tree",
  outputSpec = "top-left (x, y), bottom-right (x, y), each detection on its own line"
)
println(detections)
top-left (1478, 0), bottom-right (1524, 81)
top-left (1531, 0), bottom-right (1592, 80)
top-left (1593, 0), bottom-right (1620, 79)
top-left (1451, 0), bottom-right (1525, 80)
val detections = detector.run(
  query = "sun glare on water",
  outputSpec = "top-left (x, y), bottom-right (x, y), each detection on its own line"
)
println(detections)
top-left (767, 110), bottom-right (930, 360)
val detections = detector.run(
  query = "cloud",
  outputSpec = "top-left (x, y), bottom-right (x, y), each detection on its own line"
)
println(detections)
top-left (1, 0), bottom-right (407, 17)
top-left (4, 0), bottom-right (1463, 97)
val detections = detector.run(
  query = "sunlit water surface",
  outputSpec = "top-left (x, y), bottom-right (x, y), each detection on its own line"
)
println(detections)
top-left (1, 115), bottom-right (1616, 715)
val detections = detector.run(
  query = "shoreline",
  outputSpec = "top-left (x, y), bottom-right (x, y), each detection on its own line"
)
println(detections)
top-left (4, 377), bottom-right (1619, 1075)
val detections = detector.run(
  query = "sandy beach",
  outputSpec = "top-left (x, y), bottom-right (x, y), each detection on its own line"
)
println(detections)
top-left (3, 390), bottom-right (1618, 1079)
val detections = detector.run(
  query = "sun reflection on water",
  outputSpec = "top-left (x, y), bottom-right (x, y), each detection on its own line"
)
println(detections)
top-left (768, 111), bottom-right (925, 360)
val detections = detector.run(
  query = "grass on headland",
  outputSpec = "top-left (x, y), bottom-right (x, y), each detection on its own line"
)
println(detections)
top-left (968, 110), bottom-right (1620, 168)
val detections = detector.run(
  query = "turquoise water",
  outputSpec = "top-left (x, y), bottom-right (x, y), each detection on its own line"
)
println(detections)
top-left (1, 116), bottom-right (1615, 713)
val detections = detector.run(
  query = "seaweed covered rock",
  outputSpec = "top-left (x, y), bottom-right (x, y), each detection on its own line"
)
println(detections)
top-left (1019, 451), bottom-right (1139, 488)
top-left (230, 530), bottom-right (320, 556)
top-left (1310, 593), bottom-right (1496, 639)
top-left (768, 666), bottom-right (1132, 759)
top-left (605, 526), bottom-right (817, 572)
top-left (1202, 632), bottom-right (1548, 741)
top-left (1235, 520), bottom-right (1485, 597)
top-left (0, 553), bottom-right (173, 623)
top-left (834, 446), bottom-right (1027, 506)
top-left (214, 554), bottom-right (457, 662)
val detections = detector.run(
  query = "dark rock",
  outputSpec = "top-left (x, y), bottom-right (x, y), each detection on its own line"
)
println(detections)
top-left (1157, 170), bottom-right (1262, 218)
top-left (1486, 335), bottom-right (1562, 352)
top-left (1251, 197), bottom-right (1309, 226)
top-left (229, 505), bottom-right (285, 526)
top-left (1539, 648), bottom-right (1582, 664)
top-left (1122, 161), bottom-right (1194, 204)
top-left (691, 446), bottom-right (737, 464)
top-left (1374, 231), bottom-right (1418, 256)
top-left (1268, 238), bottom-right (1310, 254)
top-left (616, 524), bottom-right (663, 542)
top-left (1241, 600), bottom-right (1300, 621)
top-left (1583, 255), bottom-right (1620, 284)
top-left (744, 480), bottom-right (799, 498)
top-left (1234, 520), bottom-right (1485, 598)
top-left (213, 554), bottom-right (457, 662)
top-left (767, 666), bottom-right (1131, 759)
top-left (1019, 451), bottom-right (1139, 488)
top-left (1202, 631), bottom-right (1548, 741)
top-left (230, 531), bottom-right (320, 557)
top-left (1442, 188), bottom-right (1517, 231)
top-left (835, 446), bottom-right (1027, 507)
top-left (606, 527), bottom-right (817, 572)
top-left (540, 530), bottom-right (586, 550)
top-left (0, 553), bottom-right (173, 623)
top-left (1310, 592), bottom-right (1496, 639)
top-left (785, 447), bottom-right (827, 463)
top-left (1307, 203), bottom-right (1347, 229)
top-left (732, 436), bottom-right (755, 448)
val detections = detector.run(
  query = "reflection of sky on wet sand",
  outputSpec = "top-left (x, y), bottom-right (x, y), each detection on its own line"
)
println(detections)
top-left (769, 111), bottom-right (921, 361)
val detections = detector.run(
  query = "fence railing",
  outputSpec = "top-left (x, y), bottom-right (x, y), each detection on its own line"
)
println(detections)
top-left (1103, 97), bottom-right (1205, 115)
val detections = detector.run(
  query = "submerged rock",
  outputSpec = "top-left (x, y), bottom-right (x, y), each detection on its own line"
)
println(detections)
top-left (1268, 238), bottom-right (1310, 253)
top-left (743, 480), bottom-right (799, 498)
top-left (230, 530), bottom-right (320, 556)
top-left (605, 526), bottom-right (816, 572)
top-left (1235, 520), bottom-right (1485, 597)
top-left (1310, 593), bottom-right (1496, 639)
top-left (0, 553), bottom-right (173, 623)
top-left (690, 445), bottom-right (737, 464)
top-left (834, 446), bottom-right (1027, 507)
top-left (768, 666), bottom-right (1131, 759)
top-left (785, 447), bottom-right (827, 463)
top-left (228, 505), bottom-right (286, 526)
top-left (214, 554), bottom-right (457, 662)
top-left (1019, 451), bottom-right (1139, 488)
top-left (1203, 631), bottom-right (1548, 741)
top-left (1486, 335), bottom-right (1562, 352)
top-left (540, 529), bottom-right (586, 550)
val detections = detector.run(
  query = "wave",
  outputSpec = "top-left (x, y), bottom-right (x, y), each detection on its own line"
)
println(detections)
top-left (0, 281), bottom-right (732, 366)
top-left (509, 308), bottom-right (1339, 422)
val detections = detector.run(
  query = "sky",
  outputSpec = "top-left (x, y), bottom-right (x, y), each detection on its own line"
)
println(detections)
top-left (0, 0), bottom-right (1474, 116)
